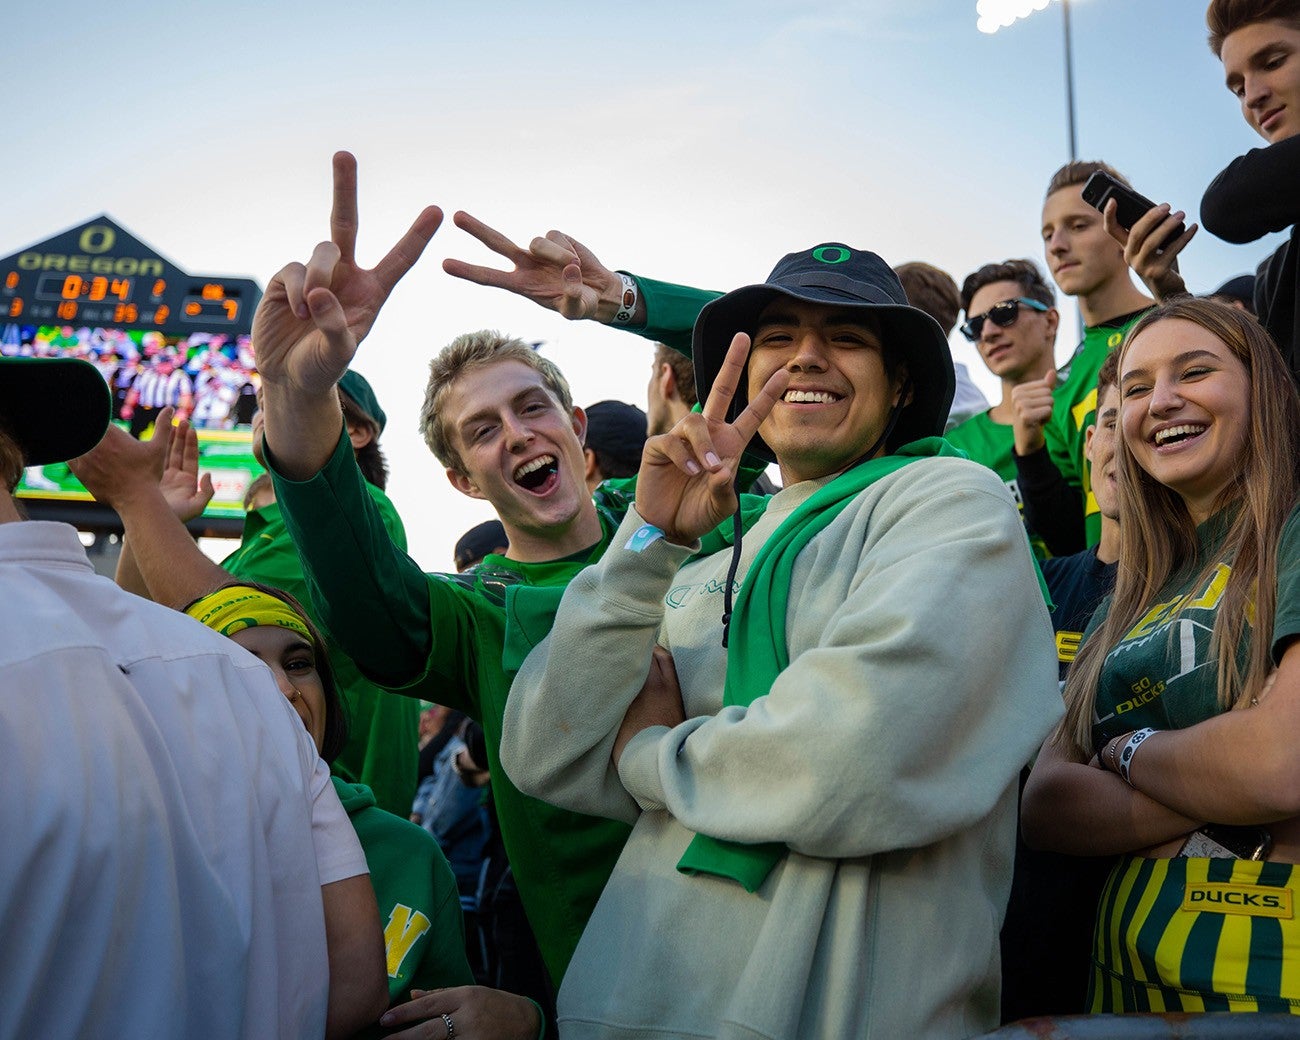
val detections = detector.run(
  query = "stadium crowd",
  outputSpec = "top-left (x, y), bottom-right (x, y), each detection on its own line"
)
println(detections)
top-left (6, 2), bottom-right (1300, 1037)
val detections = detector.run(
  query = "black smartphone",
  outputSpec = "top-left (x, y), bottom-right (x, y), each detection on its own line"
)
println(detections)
top-left (1081, 170), bottom-right (1186, 252)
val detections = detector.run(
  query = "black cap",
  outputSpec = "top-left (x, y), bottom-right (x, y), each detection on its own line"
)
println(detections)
top-left (690, 243), bottom-right (955, 462)
top-left (1210, 274), bottom-right (1255, 310)
top-left (0, 356), bottom-right (112, 466)
top-left (583, 400), bottom-right (647, 471)
top-left (454, 519), bottom-right (507, 572)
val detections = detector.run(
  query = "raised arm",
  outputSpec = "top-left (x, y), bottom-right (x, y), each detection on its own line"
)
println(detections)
top-left (443, 212), bottom-right (722, 354)
top-left (69, 417), bottom-right (228, 608)
top-left (256, 151), bottom-right (442, 480)
top-left (267, 433), bottom-right (474, 696)
top-left (1013, 442), bottom-right (1086, 556)
top-left (1102, 198), bottom-right (1197, 302)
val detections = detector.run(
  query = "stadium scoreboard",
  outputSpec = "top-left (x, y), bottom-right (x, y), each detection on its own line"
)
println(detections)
top-left (1, 216), bottom-right (265, 537)
top-left (2, 216), bottom-right (259, 332)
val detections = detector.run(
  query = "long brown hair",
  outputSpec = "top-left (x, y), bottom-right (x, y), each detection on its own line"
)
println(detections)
top-left (1060, 298), bottom-right (1300, 754)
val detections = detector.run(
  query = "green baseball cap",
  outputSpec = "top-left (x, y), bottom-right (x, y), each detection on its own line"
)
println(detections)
top-left (339, 369), bottom-right (386, 434)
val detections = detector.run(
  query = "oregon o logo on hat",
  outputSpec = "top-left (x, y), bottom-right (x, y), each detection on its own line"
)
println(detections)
top-left (812, 246), bottom-right (851, 265)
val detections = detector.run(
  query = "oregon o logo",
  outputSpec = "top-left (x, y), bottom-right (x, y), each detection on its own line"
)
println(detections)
top-left (1108, 331), bottom-right (1123, 348)
top-left (220, 616), bottom-right (259, 636)
top-left (812, 246), bottom-right (850, 265)
top-left (80, 226), bottom-right (116, 254)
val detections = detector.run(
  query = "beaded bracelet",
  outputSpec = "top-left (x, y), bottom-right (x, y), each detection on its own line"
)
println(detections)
top-left (1105, 732), bottom-right (1128, 775)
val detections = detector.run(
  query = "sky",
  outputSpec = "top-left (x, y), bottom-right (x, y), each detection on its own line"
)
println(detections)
top-left (4, 0), bottom-right (1281, 570)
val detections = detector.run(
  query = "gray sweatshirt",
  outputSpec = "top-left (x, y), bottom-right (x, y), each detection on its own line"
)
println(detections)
top-left (502, 456), bottom-right (1063, 1039)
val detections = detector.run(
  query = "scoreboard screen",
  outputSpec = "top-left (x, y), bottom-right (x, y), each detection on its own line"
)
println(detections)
top-left (2, 216), bottom-right (265, 535)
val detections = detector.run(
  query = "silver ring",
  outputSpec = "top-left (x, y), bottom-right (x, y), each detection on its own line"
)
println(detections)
top-left (442, 1012), bottom-right (456, 1040)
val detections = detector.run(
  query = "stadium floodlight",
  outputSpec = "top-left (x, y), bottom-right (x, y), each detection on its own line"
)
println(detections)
top-left (976, 0), bottom-right (1053, 35)
top-left (976, 0), bottom-right (1078, 161)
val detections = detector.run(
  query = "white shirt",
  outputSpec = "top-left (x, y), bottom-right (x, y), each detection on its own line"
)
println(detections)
top-left (0, 521), bottom-right (368, 1040)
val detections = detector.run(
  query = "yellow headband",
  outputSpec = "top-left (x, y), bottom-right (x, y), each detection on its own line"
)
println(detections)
top-left (184, 585), bottom-right (313, 642)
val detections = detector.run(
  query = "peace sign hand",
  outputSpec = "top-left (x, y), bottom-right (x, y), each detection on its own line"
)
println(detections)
top-left (442, 212), bottom-right (625, 323)
top-left (252, 151), bottom-right (443, 397)
top-left (635, 333), bottom-right (789, 545)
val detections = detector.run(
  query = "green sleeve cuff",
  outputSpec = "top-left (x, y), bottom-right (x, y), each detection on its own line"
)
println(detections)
top-left (621, 271), bottom-right (722, 356)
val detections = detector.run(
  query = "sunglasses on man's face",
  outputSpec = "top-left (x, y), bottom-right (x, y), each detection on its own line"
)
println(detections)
top-left (959, 297), bottom-right (1050, 342)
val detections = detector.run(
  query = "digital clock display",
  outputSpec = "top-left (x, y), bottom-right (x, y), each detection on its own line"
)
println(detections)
top-left (181, 283), bottom-right (243, 324)
top-left (35, 273), bottom-right (135, 304)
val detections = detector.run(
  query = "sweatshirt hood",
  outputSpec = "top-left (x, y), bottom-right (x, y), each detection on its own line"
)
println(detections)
top-left (330, 775), bottom-right (376, 815)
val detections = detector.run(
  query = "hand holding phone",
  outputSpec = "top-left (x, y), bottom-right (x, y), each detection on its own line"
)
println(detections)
top-left (1082, 171), bottom-right (1187, 252)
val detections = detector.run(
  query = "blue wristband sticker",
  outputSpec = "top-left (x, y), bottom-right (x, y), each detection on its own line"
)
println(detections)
top-left (626, 523), bottom-right (665, 553)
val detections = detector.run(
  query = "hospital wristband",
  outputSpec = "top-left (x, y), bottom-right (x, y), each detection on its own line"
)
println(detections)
top-left (625, 522), bottom-right (665, 553)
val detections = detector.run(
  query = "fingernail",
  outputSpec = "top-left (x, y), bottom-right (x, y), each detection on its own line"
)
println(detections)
top-left (705, 452), bottom-right (720, 468)
top-left (380, 1012), bottom-right (394, 1025)
top-left (686, 461), bottom-right (701, 475)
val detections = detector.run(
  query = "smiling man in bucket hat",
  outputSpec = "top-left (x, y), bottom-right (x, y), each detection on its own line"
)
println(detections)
top-left (501, 245), bottom-right (1062, 1040)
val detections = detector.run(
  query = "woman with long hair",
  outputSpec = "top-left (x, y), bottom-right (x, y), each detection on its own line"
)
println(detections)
top-left (1022, 297), bottom-right (1300, 1014)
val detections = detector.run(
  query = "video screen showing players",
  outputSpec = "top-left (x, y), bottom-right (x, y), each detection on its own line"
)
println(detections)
top-left (3, 323), bottom-right (262, 521)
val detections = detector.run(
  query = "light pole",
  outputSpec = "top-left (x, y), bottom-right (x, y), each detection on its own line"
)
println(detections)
top-left (977, 0), bottom-right (1079, 162)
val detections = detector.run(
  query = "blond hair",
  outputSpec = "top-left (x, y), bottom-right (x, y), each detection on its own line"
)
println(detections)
top-left (420, 330), bottom-right (575, 475)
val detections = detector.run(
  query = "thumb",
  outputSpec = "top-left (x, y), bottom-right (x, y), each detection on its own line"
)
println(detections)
top-left (1043, 368), bottom-right (1058, 391)
top-left (305, 287), bottom-right (355, 367)
top-left (557, 262), bottom-right (587, 320)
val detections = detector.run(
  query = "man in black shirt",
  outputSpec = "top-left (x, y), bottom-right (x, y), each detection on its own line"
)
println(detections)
top-left (1202, 1), bottom-right (1300, 377)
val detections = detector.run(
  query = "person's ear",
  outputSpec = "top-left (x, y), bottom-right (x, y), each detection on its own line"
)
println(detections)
top-left (345, 418), bottom-right (376, 451)
top-left (1084, 423), bottom-right (1096, 463)
top-left (658, 363), bottom-right (678, 403)
top-left (571, 405), bottom-right (588, 446)
top-left (893, 369), bottom-right (914, 408)
top-left (446, 467), bottom-right (485, 501)
top-left (1044, 306), bottom-right (1061, 340)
